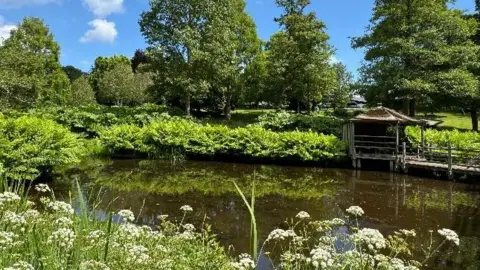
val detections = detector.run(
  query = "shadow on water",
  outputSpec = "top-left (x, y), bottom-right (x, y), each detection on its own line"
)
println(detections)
top-left (50, 159), bottom-right (480, 269)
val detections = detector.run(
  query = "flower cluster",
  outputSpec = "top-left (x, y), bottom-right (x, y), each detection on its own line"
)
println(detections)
top-left (231, 253), bottom-right (255, 270)
top-left (48, 228), bottom-right (75, 250)
top-left (438, 228), bottom-right (460, 246)
top-left (266, 229), bottom-right (296, 242)
top-left (310, 247), bottom-right (334, 269)
top-left (346, 206), bottom-right (364, 217)
top-left (0, 231), bottom-right (19, 251)
top-left (354, 228), bottom-right (386, 252)
top-left (47, 201), bottom-right (74, 215)
top-left (3, 261), bottom-right (34, 270)
top-left (183, 223), bottom-right (195, 232)
top-left (295, 211), bottom-right (311, 220)
top-left (0, 192), bottom-right (21, 209)
top-left (118, 209), bottom-right (135, 222)
top-left (125, 244), bottom-right (150, 265)
top-left (35, 184), bottom-right (51, 193)
top-left (2, 211), bottom-right (26, 230)
top-left (79, 260), bottom-right (110, 270)
top-left (54, 217), bottom-right (74, 228)
top-left (180, 205), bottom-right (193, 212)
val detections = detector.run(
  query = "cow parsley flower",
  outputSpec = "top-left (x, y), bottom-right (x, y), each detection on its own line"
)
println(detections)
top-left (0, 231), bottom-right (18, 251)
top-left (0, 192), bottom-right (21, 209)
top-left (87, 230), bottom-right (105, 246)
top-left (438, 228), bottom-right (460, 246)
top-left (3, 261), bottom-right (34, 270)
top-left (79, 260), bottom-right (110, 270)
top-left (3, 211), bottom-right (27, 229)
top-left (180, 205), bottom-right (193, 212)
top-left (125, 244), bottom-right (150, 265)
top-left (54, 217), bottom-right (74, 228)
top-left (266, 229), bottom-right (295, 242)
top-left (22, 209), bottom-right (40, 221)
top-left (354, 228), bottom-right (386, 251)
top-left (231, 253), bottom-right (255, 270)
top-left (118, 209), bottom-right (135, 222)
top-left (35, 184), bottom-right (51, 193)
top-left (115, 223), bottom-right (141, 241)
top-left (48, 228), bottom-right (75, 250)
top-left (47, 201), bottom-right (74, 215)
top-left (346, 206), bottom-right (364, 217)
top-left (296, 211), bottom-right (311, 220)
top-left (183, 223), bottom-right (195, 232)
top-left (310, 247), bottom-right (334, 269)
top-left (400, 229), bottom-right (416, 237)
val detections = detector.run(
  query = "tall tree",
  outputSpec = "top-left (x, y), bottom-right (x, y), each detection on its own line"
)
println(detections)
top-left (210, 0), bottom-right (261, 120)
top-left (0, 17), bottom-right (70, 107)
top-left (243, 50), bottom-right (268, 106)
top-left (353, 0), bottom-right (479, 119)
top-left (63, 65), bottom-right (86, 82)
top-left (330, 63), bottom-right (354, 111)
top-left (140, 0), bottom-right (237, 115)
top-left (131, 49), bottom-right (149, 73)
top-left (89, 55), bottom-right (130, 93)
top-left (268, 0), bottom-right (335, 112)
top-left (70, 76), bottom-right (96, 106)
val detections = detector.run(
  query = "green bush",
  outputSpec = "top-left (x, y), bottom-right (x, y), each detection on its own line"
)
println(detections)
top-left (254, 111), bottom-right (344, 136)
top-left (0, 115), bottom-right (87, 180)
top-left (99, 119), bottom-right (347, 162)
top-left (406, 126), bottom-right (480, 150)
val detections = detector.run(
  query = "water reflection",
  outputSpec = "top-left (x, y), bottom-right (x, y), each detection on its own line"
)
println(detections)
top-left (53, 159), bottom-right (480, 269)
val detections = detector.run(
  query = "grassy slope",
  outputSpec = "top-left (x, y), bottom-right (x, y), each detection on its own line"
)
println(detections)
top-left (419, 112), bottom-right (475, 131)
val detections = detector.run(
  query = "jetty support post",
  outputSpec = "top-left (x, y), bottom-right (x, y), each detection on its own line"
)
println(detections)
top-left (447, 143), bottom-right (453, 179)
top-left (402, 142), bottom-right (407, 173)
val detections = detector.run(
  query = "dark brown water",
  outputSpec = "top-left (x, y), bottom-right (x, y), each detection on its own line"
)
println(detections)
top-left (52, 159), bottom-right (480, 269)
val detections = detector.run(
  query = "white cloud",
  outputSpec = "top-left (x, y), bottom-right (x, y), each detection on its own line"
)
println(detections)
top-left (0, 16), bottom-right (17, 45)
top-left (329, 55), bottom-right (341, 64)
top-left (80, 19), bottom-right (117, 44)
top-left (83, 0), bottom-right (124, 18)
top-left (0, 0), bottom-right (59, 8)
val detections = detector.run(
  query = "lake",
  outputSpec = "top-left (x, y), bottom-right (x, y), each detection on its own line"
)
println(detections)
top-left (49, 159), bottom-right (480, 269)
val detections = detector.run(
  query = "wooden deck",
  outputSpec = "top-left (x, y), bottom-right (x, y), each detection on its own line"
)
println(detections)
top-left (405, 158), bottom-right (480, 175)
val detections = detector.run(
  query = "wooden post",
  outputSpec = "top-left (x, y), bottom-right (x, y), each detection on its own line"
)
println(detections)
top-left (421, 124), bottom-right (425, 159)
top-left (447, 143), bottom-right (453, 179)
top-left (396, 122), bottom-right (400, 158)
top-left (402, 142), bottom-right (407, 172)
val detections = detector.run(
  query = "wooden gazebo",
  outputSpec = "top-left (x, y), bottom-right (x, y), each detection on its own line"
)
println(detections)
top-left (343, 106), bottom-right (426, 171)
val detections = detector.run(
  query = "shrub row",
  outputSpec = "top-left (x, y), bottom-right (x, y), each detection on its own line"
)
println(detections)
top-left (99, 119), bottom-right (347, 162)
top-left (0, 115), bottom-right (87, 180)
top-left (254, 111), bottom-right (345, 136)
top-left (406, 126), bottom-right (480, 150)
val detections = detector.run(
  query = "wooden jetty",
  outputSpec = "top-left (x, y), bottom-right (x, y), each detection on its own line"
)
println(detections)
top-left (343, 107), bottom-right (480, 178)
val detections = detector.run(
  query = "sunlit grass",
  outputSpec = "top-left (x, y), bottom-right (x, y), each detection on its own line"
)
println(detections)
top-left (419, 112), bottom-right (476, 130)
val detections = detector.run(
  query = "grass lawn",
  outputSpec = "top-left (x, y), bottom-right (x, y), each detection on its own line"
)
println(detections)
top-left (419, 112), bottom-right (475, 131)
top-left (201, 109), bottom-right (274, 128)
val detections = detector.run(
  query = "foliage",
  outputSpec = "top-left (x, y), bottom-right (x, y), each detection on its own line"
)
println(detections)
top-left (406, 126), bottom-right (480, 150)
top-left (0, 187), bottom-right (232, 269)
top-left (89, 55), bottom-right (131, 94)
top-left (265, 0), bottom-right (335, 111)
top-left (242, 51), bottom-right (269, 105)
top-left (0, 17), bottom-right (71, 108)
top-left (99, 119), bottom-right (346, 162)
top-left (131, 49), bottom-right (149, 73)
top-left (238, 206), bottom-right (460, 269)
top-left (70, 77), bottom-right (96, 106)
top-left (353, 0), bottom-right (480, 117)
top-left (254, 111), bottom-right (344, 136)
top-left (329, 63), bottom-right (354, 111)
top-left (62, 65), bottom-right (86, 83)
top-left (97, 63), bottom-right (153, 106)
top-left (0, 116), bottom-right (87, 180)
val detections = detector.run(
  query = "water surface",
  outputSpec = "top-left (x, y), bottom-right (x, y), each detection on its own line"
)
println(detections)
top-left (52, 159), bottom-right (480, 269)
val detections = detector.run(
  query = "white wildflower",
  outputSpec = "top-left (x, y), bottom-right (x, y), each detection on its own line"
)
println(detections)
top-left (87, 230), bottom-right (105, 246)
top-left (438, 228), bottom-right (460, 246)
top-left (281, 251), bottom-right (307, 264)
top-left (231, 253), bottom-right (255, 270)
top-left (47, 201), bottom-right (74, 215)
top-left (400, 229), bottom-right (416, 237)
top-left (0, 231), bottom-right (18, 251)
top-left (178, 231), bottom-right (195, 240)
top-left (125, 244), bottom-right (150, 265)
top-left (310, 247), bottom-right (334, 269)
top-left (346, 206), bottom-right (364, 217)
top-left (23, 209), bottom-right (40, 221)
top-left (115, 223), bottom-right (141, 241)
top-left (3, 261), bottom-right (34, 270)
top-left (295, 211), bottom-right (311, 220)
top-left (183, 223), bottom-right (195, 232)
top-left (2, 211), bottom-right (27, 229)
top-left (354, 228), bottom-right (386, 251)
top-left (117, 209), bottom-right (135, 222)
top-left (0, 192), bottom-right (21, 209)
top-left (180, 205), bottom-right (193, 212)
top-left (266, 229), bottom-right (291, 242)
top-left (79, 260), bottom-right (110, 270)
top-left (158, 215), bottom-right (168, 220)
top-left (35, 184), bottom-right (51, 193)
top-left (48, 228), bottom-right (75, 250)
top-left (54, 217), bottom-right (74, 228)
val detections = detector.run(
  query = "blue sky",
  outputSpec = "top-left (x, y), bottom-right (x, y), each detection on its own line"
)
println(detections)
top-left (0, 0), bottom-right (475, 74)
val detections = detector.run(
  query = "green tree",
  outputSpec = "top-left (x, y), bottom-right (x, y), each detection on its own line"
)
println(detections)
top-left (210, 0), bottom-right (261, 120)
top-left (353, 0), bottom-right (479, 120)
top-left (62, 65), bottom-right (86, 83)
top-left (89, 55), bottom-right (130, 93)
top-left (269, 0), bottom-right (335, 112)
top-left (70, 76), bottom-right (96, 106)
top-left (0, 17), bottom-right (70, 108)
top-left (330, 63), bottom-right (354, 111)
top-left (243, 50), bottom-right (269, 106)
top-left (97, 63), bottom-right (152, 106)
top-left (131, 49), bottom-right (149, 73)
top-left (140, 0), bottom-right (245, 116)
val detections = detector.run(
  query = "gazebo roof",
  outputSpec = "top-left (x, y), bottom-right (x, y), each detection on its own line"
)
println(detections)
top-left (351, 106), bottom-right (423, 125)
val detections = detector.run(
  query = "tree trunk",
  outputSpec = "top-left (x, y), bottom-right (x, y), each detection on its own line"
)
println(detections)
top-left (297, 100), bottom-right (301, 114)
top-left (409, 99), bottom-right (416, 117)
top-left (185, 95), bottom-right (191, 116)
top-left (402, 98), bottom-right (410, 116)
top-left (225, 93), bottom-right (232, 121)
top-left (471, 109), bottom-right (478, 131)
